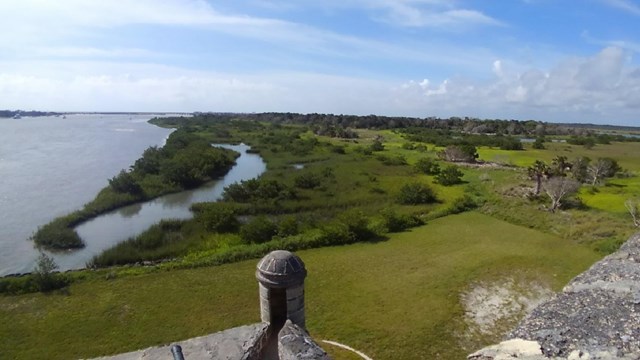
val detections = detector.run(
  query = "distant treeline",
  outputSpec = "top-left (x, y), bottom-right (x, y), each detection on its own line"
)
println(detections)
top-left (151, 112), bottom-right (639, 137)
top-left (0, 110), bottom-right (61, 118)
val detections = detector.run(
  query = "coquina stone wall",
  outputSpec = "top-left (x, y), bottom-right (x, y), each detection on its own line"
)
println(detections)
top-left (469, 233), bottom-right (640, 360)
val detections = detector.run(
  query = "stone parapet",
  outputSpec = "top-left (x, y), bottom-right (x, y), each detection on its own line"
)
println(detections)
top-left (469, 233), bottom-right (640, 359)
top-left (278, 320), bottom-right (331, 360)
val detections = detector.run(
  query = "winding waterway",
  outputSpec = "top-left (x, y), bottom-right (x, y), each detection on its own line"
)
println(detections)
top-left (63, 144), bottom-right (265, 270)
top-left (0, 115), bottom-right (265, 276)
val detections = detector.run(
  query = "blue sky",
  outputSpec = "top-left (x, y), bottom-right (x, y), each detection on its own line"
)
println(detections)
top-left (1, 0), bottom-right (640, 125)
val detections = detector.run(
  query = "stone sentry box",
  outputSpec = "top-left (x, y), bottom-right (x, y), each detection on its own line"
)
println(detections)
top-left (256, 250), bottom-right (307, 331)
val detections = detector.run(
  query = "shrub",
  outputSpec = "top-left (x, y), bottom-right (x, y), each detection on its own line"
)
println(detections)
top-left (89, 220), bottom-right (187, 267)
top-left (376, 154), bottom-right (408, 166)
top-left (338, 210), bottom-right (375, 242)
top-left (33, 252), bottom-right (68, 292)
top-left (380, 208), bottom-right (423, 232)
top-left (499, 137), bottom-right (524, 150)
top-left (294, 172), bottom-right (323, 189)
top-left (435, 166), bottom-right (464, 186)
top-left (240, 216), bottom-right (278, 244)
top-left (415, 157), bottom-right (440, 175)
top-left (32, 221), bottom-right (84, 249)
top-left (108, 170), bottom-right (143, 195)
top-left (439, 144), bottom-right (478, 163)
top-left (277, 216), bottom-right (300, 237)
top-left (318, 222), bottom-right (354, 246)
top-left (370, 140), bottom-right (385, 151)
top-left (198, 203), bottom-right (239, 233)
top-left (397, 182), bottom-right (438, 205)
top-left (532, 137), bottom-right (545, 149)
top-left (223, 178), bottom-right (295, 202)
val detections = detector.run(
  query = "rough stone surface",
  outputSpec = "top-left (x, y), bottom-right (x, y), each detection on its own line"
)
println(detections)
top-left (90, 323), bottom-right (269, 360)
top-left (470, 233), bottom-right (640, 359)
top-left (278, 320), bottom-right (330, 360)
top-left (256, 250), bottom-right (307, 288)
top-left (468, 339), bottom-right (546, 360)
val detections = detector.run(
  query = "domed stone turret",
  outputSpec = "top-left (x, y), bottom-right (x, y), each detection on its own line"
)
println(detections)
top-left (256, 250), bottom-right (307, 288)
top-left (256, 250), bottom-right (307, 330)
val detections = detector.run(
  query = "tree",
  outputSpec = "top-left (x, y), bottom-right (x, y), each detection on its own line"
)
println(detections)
top-left (415, 157), bottom-right (440, 175)
top-left (396, 182), bottom-right (438, 205)
top-left (198, 204), bottom-right (239, 233)
top-left (380, 208), bottom-right (423, 232)
top-left (108, 170), bottom-right (143, 195)
top-left (132, 146), bottom-right (164, 175)
top-left (33, 252), bottom-right (63, 292)
top-left (527, 160), bottom-right (550, 195)
top-left (550, 156), bottom-right (571, 177)
top-left (532, 137), bottom-right (545, 149)
top-left (240, 216), bottom-right (277, 244)
top-left (543, 177), bottom-right (581, 212)
top-left (588, 158), bottom-right (620, 185)
top-left (624, 199), bottom-right (640, 227)
top-left (370, 139), bottom-right (385, 152)
top-left (570, 156), bottom-right (591, 183)
top-left (294, 172), bottom-right (323, 189)
top-left (435, 165), bottom-right (464, 186)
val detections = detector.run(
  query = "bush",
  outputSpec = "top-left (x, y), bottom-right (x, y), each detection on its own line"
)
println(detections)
top-left (370, 140), bottom-right (385, 151)
top-left (338, 210), bottom-right (376, 242)
top-left (32, 221), bottom-right (84, 249)
top-left (198, 203), bottom-right (239, 233)
top-left (435, 166), bottom-right (464, 186)
top-left (439, 144), bottom-right (478, 162)
top-left (33, 252), bottom-right (68, 292)
top-left (108, 170), bottom-right (143, 195)
top-left (397, 182), bottom-right (438, 205)
top-left (294, 172), bottom-right (323, 189)
top-left (532, 137), bottom-right (545, 149)
top-left (376, 154), bottom-right (408, 166)
top-left (415, 157), bottom-right (440, 175)
top-left (277, 216), bottom-right (300, 237)
top-left (223, 178), bottom-right (295, 202)
top-left (380, 208), bottom-right (423, 232)
top-left (240, 216), bottom-right (278, 244)
top-left (88, 220), bottom-right (187, 267)
top-left (318, 222), bottom-right (354, 245)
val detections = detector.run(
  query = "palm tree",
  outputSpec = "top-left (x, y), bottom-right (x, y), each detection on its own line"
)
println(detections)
top-left (528, 160), bottom-right (550, 195)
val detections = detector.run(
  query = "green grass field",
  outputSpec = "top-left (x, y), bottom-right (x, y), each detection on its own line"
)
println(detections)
top-left (4, 120), bottom-right (640, 360)
top-left (478, 141), bottom-right (640, 172)
top-left (0, 213), bottom-right (600, 360)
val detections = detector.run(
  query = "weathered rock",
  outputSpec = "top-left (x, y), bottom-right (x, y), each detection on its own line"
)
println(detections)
top-left (470, 233), bottom-right (640, 360)
top-left (278, 320), bottom-right (330, 360)
top-left (90, 323), bottom-right (269, 360)
top-left (468, 339), bottom-right (545, 360)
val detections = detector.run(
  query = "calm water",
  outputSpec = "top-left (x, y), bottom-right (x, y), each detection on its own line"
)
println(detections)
top-left (0, 115), bottom-right (265, 276)
top-left (63, 143), bottom-right (265, 270)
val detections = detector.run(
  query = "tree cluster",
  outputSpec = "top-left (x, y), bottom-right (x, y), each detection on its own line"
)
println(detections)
top-left (527, 155), bottom-right (622, 212)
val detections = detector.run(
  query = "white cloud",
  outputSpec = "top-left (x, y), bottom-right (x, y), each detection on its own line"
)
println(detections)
top-left (332, 0), bottom-right (504, 28)
top-left (399, 46), bottom-right (640, 122)
top-left (602, 0), bottom-right (640, 15)
top-left (3, 47), bottom-right (637, 124)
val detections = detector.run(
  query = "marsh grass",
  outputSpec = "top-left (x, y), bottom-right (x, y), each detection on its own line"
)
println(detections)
top-left (0, 213), bottom-right (600, 360)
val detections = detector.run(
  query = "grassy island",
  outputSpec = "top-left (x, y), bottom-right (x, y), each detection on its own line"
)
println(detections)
top-left (31, 128), bottom-right (238, 250)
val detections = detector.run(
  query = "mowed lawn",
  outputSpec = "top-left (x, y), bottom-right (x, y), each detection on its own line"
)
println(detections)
top-left (0, 213), bottom-right (601, 360)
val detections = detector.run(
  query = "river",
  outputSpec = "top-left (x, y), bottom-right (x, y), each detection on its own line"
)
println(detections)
top-left (0, 115), bottom-right (265, 276)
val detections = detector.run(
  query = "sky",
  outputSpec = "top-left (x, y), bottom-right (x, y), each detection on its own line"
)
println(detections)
top-left (1, 0), bottom-right (640, 125)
